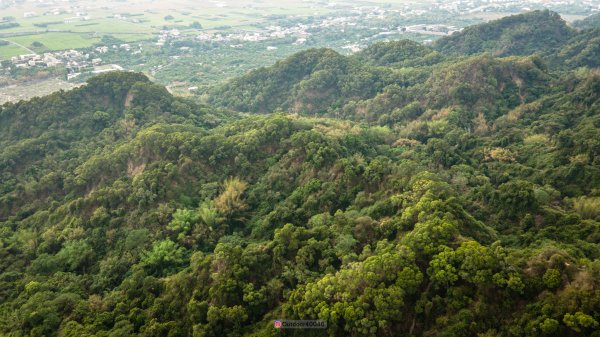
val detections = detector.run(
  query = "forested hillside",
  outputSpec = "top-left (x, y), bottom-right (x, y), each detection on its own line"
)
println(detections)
top-left (209, 10), bottom-right (600, 116)
top-left (1, 9), bottom-right (600, 337)
top-left (575, 12), bottom-right (600, 30)
top-left (432, 10), bottom-right (576, 57)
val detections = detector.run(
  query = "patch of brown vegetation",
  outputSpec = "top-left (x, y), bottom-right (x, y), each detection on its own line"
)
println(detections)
top-left (124, 91), bottom-right (134, 108)
top-left (127, 160), bottom-right (146, 177)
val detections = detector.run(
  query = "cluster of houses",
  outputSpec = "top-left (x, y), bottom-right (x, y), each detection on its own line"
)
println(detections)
top-left (6, 49), bottom-right (125, 80)
top-left (10, 50), bottom-right (95, 71)
top-left (401, 24), bottom-right (461, 36)
top-left (95, 43), bottom-right (142, 54)
top-left (113, 14), bottom-right (141, 24)
top-left (23, 5), bottom-right (90, 21)
top-left (192, 6), bottom-right (460, 48)
top-left (156, 29), bottom-right (181, 47)
top-left (437, 0), bottom-right (599, 14)
top-left (4, 41), bottom-right (143, 77)
top-left (195, 23), bottom-right (313, 44)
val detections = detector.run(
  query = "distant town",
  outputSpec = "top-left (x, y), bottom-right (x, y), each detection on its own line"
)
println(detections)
top-left (4, 47), bottom-right (128, 80)
top-left (1, 0), bottom-right (598, 103)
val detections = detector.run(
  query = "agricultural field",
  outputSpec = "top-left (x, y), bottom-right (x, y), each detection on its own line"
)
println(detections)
top-left (6, 33), bottom-right (100, 51)
top-left (0, 0), bottom-right (436, 66)
top-left (0, 0), bottom-right (362, 35)
top-left (0, 41), bottom-right (29, 59)
top-left (0, 0), bottom-right (594, 60)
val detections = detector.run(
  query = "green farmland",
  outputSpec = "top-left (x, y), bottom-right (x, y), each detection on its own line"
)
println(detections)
top-left (0, 42), bottom-right (29, 59)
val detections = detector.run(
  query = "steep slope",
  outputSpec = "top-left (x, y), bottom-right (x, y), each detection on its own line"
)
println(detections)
top-left (548, 27), bottom-right (600, 68)
top-left (209, 48), bottom-right (347, 113)
top-left (338, 55), bottom-right (552, 125)
top-left (0, 72), bottom-right (150, 143)
top-left (213, 44), bottom-right (555, 127)
top-left (352, 39), bottom-right (445, 67)
top-left (210, 10), bottom-right (596, 120)
top-left (1, 69), bottom-right (600, 337)
top-left (422, 55), bottom-right (551, 111)
top-left (433, 10), bottom-right (576, 57)
top-left (209, 46), bottom-right (429, 114)
top-left (0, 71), bottom-right (230, 220)
top-left (574, 12), bottom-right (600, 30)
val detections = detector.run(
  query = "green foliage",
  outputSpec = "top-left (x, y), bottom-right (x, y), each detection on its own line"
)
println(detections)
top-left (543, 268), bottom-right (562, 289)
top-left (209, 48), bottom-right (401, 115)
top-left (140, 240), bottom-right (188, 276)
top-left (210, 10), bottom-right (590, 122)
top-left (493, 179), bottom-right (538, 218)
top-left (552, 28), bottom-right (600, 68)
top-left (0, 21), bottom-right (19, 30)
top-left (571, 196), bottom-right (600, 220)
top-left (574, 13), bottom-right (600, 29)
top-left (540, 318), bottom-right (559, 334)
top-left (434, 10), bottom-right (575, 57)
top-left (563, 312), bottom-right (599, 333)
top-left (285, 244), bottom-right (423, 335)
top-left (354, 39), bottom-right (444, 67)
top-left (1, 14), bottom-right (600, 337)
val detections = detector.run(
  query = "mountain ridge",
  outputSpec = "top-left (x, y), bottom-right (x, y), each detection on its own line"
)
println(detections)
top-left (433, 9), bottom-right (575, 57)
top-left (0, 10), bottom-right (599, 337)
top-left (209, 10), bottom-right (597, 119)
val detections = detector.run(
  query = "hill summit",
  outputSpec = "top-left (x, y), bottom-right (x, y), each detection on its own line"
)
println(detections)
top-left (433, 10), bottom-right (575, 56)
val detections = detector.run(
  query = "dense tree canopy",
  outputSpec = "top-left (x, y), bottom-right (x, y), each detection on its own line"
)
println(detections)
top-left (433, 10), bottom-right (575, 57)
top-left (1, 9), bottom-right (599, 337)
